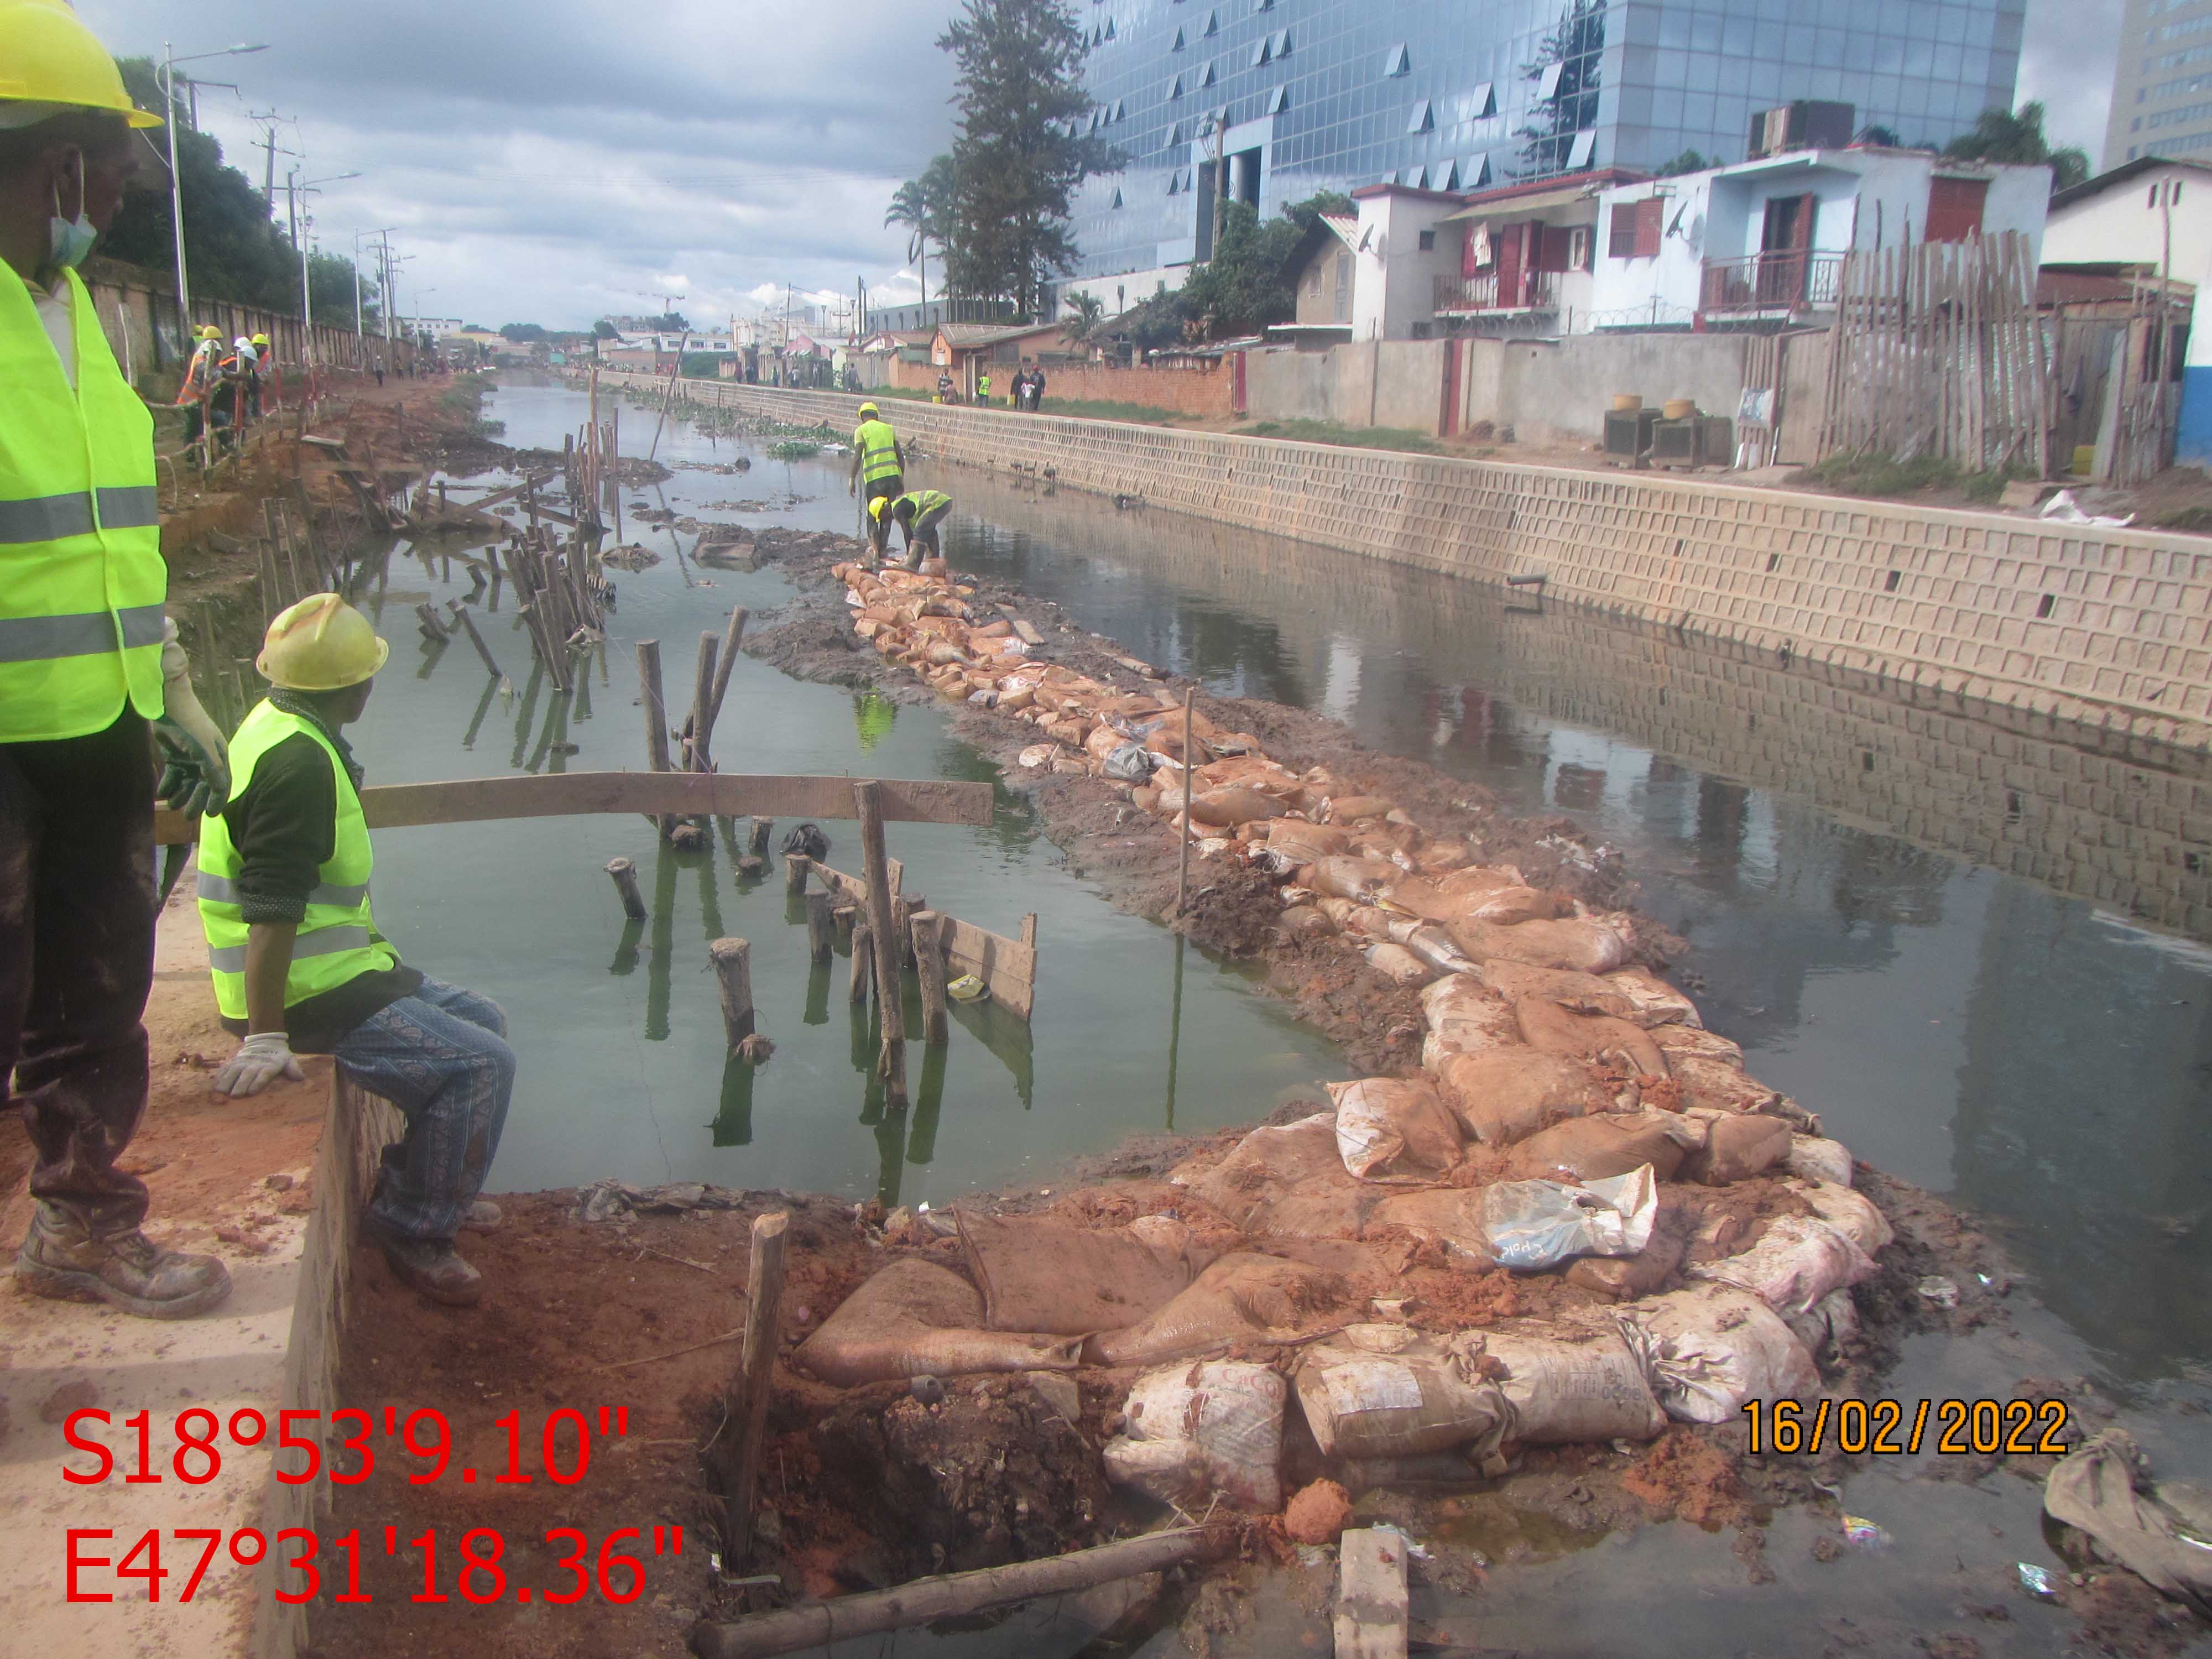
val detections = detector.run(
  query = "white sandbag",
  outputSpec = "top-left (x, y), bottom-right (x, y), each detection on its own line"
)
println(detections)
top-left (1600, 965), bottom-right (1703, 1028)
top-left (1689, 1215), bottom-right (1877, 1315)
top-left (1418, 973), bottom-right (1523, 1068)
top-left (1788, 1180), bottom-right (1894, 1255)
top-left (1448, 916), bottom-right (1632, 975)
top-left (1470, 1324), bottom-right (1667, 1443)
top-left (1295, 1328), bottom-right (1511, 1459)
top-left (1104, 1360), bottom-right (1286, 1511)
top-left (1618, 1284), bottom-right (1821, 1425)
top-left (1480, 1166), bottom-right (1658, 1270)
top-left (1785, 1134), bottom-right (1855, 1186)
top-left (1782, 1288), bottom-right (1860, 1368)
top-left (1364, 941), bottom-right (1439, 987)
top-left (1328, 1077), bottom-right (1463, 1183)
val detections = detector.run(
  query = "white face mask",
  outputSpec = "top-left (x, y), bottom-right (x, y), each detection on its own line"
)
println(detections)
top-left (48, 149), bottom-right (97, 271)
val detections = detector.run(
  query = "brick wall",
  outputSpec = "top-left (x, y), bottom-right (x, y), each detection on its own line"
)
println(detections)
top-left (612, 374), bottom-right (2212, 745)
top-left (1019, 362), bottom-right (1234, 416)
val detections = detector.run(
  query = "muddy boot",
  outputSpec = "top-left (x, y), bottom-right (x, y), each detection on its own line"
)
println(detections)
top-left (458, 1200), bottom-right (502, 1234)
top-left (15, 1202), bottom-right (232, 1320)
top-left (364, 1218), bottom-right (482, 1307)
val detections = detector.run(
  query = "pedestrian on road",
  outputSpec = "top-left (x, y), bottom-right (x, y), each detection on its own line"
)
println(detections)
top-left (2, 3), bottom-right (237, 1319)
top-left (1027, 364), bottom-right (1047, 411)
top-left (197, 596), bottom-right (517, 1308)
top-left (936, 369), bottom-right (953, 404)
top-left (977, 368), bottom-right (992, 406)
top-left (846, 400), bottom-right (905, 564)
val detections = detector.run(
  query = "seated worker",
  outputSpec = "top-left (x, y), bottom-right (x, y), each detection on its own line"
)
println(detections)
top-left (877, 487), bottom-right (953, 570)
top-left (197, 596), bottom-right (516, 1307)
top-left (846, 400), bottom-right (904, 562)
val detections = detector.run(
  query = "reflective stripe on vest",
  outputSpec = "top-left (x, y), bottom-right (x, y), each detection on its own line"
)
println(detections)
top-left (0, 268), bottom-right (166, 742)
top-left (854, 419), bottom-right (901, 486)
top-left (197, 701), bottom-right (395, 1020)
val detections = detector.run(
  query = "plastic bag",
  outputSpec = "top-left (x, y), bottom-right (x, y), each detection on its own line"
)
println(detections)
top-left (1617, 1284), bottom-right (1820, 1425)
top-left (1103, 742), bottom-right (1156, 782)
top-left (1689, 1215), bottom-right (1876, 1315)
top-left (793, 1259), bottom-right (1083, 1386)
top-left (1480, 1165), bottom-right (1658, 1270)
top-left (1472, 1323), bottom-right (1668, 1443)
top-left (1328, 1077), bottom-right (1463, 1183)
top-left (1295, 1328), bottom-right (1511, 1459)
top-left (956, 1208), bottom-right (1204, 1335)
top-left (1086, 1253), bottom-right (1342, 1366)
top-left (1504, 1110), bottom-right (1695, 1183)
top-left (1104, 1360), bottom-right (1287, 1511)
top-left (1183, 1113), bottom-right (1379, 1239)
top-left (1432, 1048), bottom-right (1623, 1146)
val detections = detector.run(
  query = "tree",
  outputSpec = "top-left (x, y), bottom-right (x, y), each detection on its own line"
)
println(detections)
top-left (1855, 124), bottom-right (1903, 149)
top-left (1943, 101), bottom-right (2090, 192)
top-left (645, 311), bottom-right (692, 332)
top-left (1280, 190), bottom-right (1353, 232)
top-left (1516, 0), bottom-right (1605, 175)
top-left (592, 319), bottom-right (618, 338)
top-left (499, 322), bottom-right (550, 342)
top-left (1656, 149), bottom-right (1711, 176)
top-left (1062, 290), bottom-right (1105, 337)
top-left (1160, 190), bottom-right (1346, 341)
top-left (888, 154), bottom-right (959, 306)
top-left (936, 0), bottom-right (1124, 317)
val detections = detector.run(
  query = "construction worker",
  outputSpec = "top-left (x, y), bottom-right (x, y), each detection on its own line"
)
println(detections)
top-left (846, 399), bottom-right (905, 562)
top-left (198, 596), bottom-right (516, 1308)
top-left (2, 1), bottom-right (237, 1318)
top-left (248, 331), bottom-right (270, 417)
top-left (878, 487), bottom-right (953, 570)
top-left (976, 367), bottom-right (992, 406)
top-left (177, 323), bottom-right (221, 444)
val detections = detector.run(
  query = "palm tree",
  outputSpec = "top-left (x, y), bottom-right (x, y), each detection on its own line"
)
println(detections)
top-left (1062, 290), bottom-right (1105, 340)
top-left (1944, 101), bottom-right (2091, 192)
top-left (886, 155), bottom-right (959, 319)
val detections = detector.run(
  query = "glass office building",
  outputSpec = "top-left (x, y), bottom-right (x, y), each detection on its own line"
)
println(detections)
top-left (1069, 0), bottom-right (2026, 282)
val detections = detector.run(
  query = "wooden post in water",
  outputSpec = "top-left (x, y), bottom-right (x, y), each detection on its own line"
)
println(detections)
top-left (849, 923), bottom-right (874, 1004)
top-left (636, 639), bottom-right (674, 838)
top-left (452, 606), bottom-right (503, 679)
top-left (785, 852), bottom-right (811, 895)
top-left (805, 890), bottom-right (835, 963)
top-left (686, 630), bottom-right (720, 772)
top-left (415, 602), bottom-right (449, 643)
top-left (747, 817), bottom-right (774, 862)
top-left (709, 938), bottom-right (755, 1048)
top-left (723, 1211), bottom-right (787, 1567)
top-left (911, 910), bottom-right (950, 1045)
top-left (854, 780), bottom-right (907, 1112)
top-left (1176, 686), bottom-right (1196, 916)
top-left (605, 857), bottom-right (647, 920)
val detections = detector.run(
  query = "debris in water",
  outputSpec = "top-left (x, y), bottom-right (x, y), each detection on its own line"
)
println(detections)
top-left (2018, 1562), bottom-right (2061, 1599)
top-left (1917, 1275), bottom-right (1961, 1309)
top-left (948, 974), bottom-right (988, 1003)
top-left (1843, 1515), bottom-right (1893, 1551)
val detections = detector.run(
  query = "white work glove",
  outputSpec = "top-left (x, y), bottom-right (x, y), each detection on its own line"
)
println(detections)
top-left (213, 1032), bottom-right (305, 1097)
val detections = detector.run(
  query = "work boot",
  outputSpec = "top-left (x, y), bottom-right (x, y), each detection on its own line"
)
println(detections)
top-left (364, 1218), bottom-right (482, 1306)
top-left (15, 1203), bottom-right (233, 1320)
top-left (459, 1199), bottom-right (502, 1234)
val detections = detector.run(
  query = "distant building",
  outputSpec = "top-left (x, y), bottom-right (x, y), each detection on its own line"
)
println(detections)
top-left (2103, 0), bottom-right (2212, 169)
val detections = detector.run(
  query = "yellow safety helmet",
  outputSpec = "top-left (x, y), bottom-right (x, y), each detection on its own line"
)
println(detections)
top-left (867, 495), bottom-right (890, 521)
top-left (0, 1), bottom-right (164, 129)
top-left (199, 325), bottom-right (221, 340)
top-left (857, 401), bottom-right (879, 418)
top-left (252, 333), bottom-right (269, 347)
top-left (257, 594), bottom-right (389, 691)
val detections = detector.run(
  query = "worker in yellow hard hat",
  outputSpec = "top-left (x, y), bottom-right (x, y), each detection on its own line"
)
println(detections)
top-left (2, 0), bottom-right (242, 1320)
top-left (847, 398), bottom-right (905, 562)
top-left (197, 596), bottom-right (517, 1308)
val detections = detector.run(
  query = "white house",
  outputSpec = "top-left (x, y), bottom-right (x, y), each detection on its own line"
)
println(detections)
top-left (1590, 148), bottom-right (2052, 330)
top-left (1430, 169), bottom-right (1649, 337)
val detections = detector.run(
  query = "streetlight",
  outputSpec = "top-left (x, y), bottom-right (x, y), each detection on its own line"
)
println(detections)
top-left (352, 227), bottom-right (397, 340)
top-left (159, 41), bottom-right (269, 331)
top-left (287, 171), bottom-right (359, 361)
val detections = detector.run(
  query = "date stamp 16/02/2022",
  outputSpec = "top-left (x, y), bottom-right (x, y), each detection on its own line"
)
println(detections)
top-left (1741, 1397), bottom-right (2074, 1457)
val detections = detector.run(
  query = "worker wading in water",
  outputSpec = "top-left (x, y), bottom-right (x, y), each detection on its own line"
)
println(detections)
top-left (870, 487), bottom-right (953, 571)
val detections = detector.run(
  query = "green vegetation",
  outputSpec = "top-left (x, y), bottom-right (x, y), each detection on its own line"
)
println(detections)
top-left (767, 440), bottom-right (822, 460)
top-left (1237, 419), bottom-right (1442, 455)
top-left (1031, 398), bottom-right (1186, 423)
top-left (1787, 451), bottom-right (2033, 503)
top-left (1104, 191), bottom-right (1353, 348)
top-left (1943, 102), bottom-right (2090, 193)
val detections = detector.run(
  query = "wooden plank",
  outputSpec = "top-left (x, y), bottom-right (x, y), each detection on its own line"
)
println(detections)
top-left (941, 914), bottom-right (1037, 1020)
top-left (808, 858), bottom-right (903, 904)
top-left (154, 773), bottom-right (992, 844)
top-left (1334, 1528), bottom-right (1410, 1659)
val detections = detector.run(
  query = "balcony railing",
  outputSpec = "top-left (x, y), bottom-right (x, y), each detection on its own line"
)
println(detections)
top-left (1433, 269), bottom-right (1563, 314)
top-left (1699, 251), bottom-right (1845, 314)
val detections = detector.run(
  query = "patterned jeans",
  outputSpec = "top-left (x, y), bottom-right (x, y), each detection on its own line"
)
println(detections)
top-left (334, 977), bottom-right (515, 1242)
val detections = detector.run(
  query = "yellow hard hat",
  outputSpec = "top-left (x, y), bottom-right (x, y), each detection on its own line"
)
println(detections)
top-left (252, 333), bottom-right (269, 346)
top-left (199, 325), bottom-right (221, 340)
top-left (0, 2), bottom-right (164, 129)
top-left (857, 401), bottom-right (879, 417)
top-left (867, 495), bottom-right (890, 521)
top-left (257, 593), bottom-right (389, 691)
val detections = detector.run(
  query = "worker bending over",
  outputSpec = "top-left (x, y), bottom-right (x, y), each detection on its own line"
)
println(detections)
top-left (3, 4), bottom-right (237, 1318)
top-left (846, 399), bottom-right (905, 563)
top-left (199, 596), bottom-right (516, 1308)
top-left (872, 487), bottom-right (952, 571)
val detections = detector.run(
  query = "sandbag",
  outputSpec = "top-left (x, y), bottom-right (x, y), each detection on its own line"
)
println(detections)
top-left (1565, 1223), bottom-right (1688, 1301)
top-left (1311, 855), bottom-right (1399, 902)
top-left (1185, 1113), bottom-right (1378, 1239)
top-left (1364, 941), bottom-right (1436, 987)
top-left (1463, 885), bottom-right (1567, 925)
top-left (1600, 966), bottom-right (1703, 1028)
top-left (1682, 1113), bottom-right (1793, 1185)
top-left (1281, 905), bottom-right (1338, 940)
top-left (1449, 917), bottom-right (1631, 975)
top-left (794, 1259), bottom-right (1082, 1386)
top-left (1785, 1135), bottom-right (1855, 1187)
top-left (1328, 1077), bottom-right (1463, 1183)
top-left (1104, 1360), bottom-right (1286, 1511)
top-left (1472, 1324), bottom-right (1667, 1443)
top-left (1266, 819), bottom-right (1350, 863)
top-left (1365, 1188), bottom-right (1494, 1266)
top-left (1086, 1253), bottom-right (1342, 1366)
top-left (1652, 1024), bottom-right (1745, 1066)
top-left (1667, 1053), bottom-right (1785, 1116)
top-left (1190, 786), bottom-right (1287, 827)
top-left (2043, 1431), bottom-right (2212, 1617)
top-left (1485, 1166), bottom-right (1658, 1270)
top-left (1386, 919), bottom-right (1479, 977)
top-left (1788, 1180), bottom-right (1894, 1255)
top-left (1434, 1048), bottom-right (1623, 1146)
top-left (1504, 1111), bottom-right (1693, 1183)
top-left (1690, 1215), bottom-right (1877, 1315)
top-left (1781, 1288), bottom-right (1860, 1367)
top-left (956, 1208), bottom-right (1201, 1334)
top-left (1419, 973), bottom-right (1523, 1068)
top-left (1477, 961), bottom-right (1640, 1021)
top-left (1618, 1284), bottom-right (1820, 1425)
top-left (1327, 794), bottom-right (1396, 822)
top-left (1385, 867), bottom-right (1524, 924)
top-left (1514, 996), bottom-right (1668, 1078)
top-left (1295, 1328), bottom-right (1511, 1459)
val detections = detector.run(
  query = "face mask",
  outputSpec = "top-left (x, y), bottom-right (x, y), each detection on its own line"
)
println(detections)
top-left (48, 151), bottom-right (97, 272)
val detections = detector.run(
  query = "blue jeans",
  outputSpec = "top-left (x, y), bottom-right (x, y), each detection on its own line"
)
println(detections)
top-left (334, 977), bottom-right (515, 1242)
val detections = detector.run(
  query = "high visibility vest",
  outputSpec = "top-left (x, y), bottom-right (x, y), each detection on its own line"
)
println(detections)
top-left (896, 489), bottom-right (951, 520)
top-left (853, 418), bottom-right (901, 486)
top-left (197, 701), bottom-right (396, 1020)
top-left (0, 268), bottom-right (165, 743)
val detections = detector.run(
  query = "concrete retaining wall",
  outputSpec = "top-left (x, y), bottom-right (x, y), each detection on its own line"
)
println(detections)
top-left (1471, 332), bottom-right (1755, 446)
top-left (1247, 340), bottom-right (1447, 432)
top-left (618, 374), bottom-right (2212, 745)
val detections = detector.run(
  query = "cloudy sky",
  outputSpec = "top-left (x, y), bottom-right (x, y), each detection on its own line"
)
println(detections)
top-left (81, 0), bottom-right (2112, 332)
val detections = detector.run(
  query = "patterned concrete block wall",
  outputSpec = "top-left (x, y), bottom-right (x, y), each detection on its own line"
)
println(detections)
top-left (614, 374), bottom-right (2212, 745)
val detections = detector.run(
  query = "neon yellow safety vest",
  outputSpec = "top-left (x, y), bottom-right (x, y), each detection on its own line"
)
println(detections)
top-left (0, 267), bottom-right (166, 743)
top-left (853, 418), bottom-right (901, 487)
top-left (896, 489), bottom-right (951, 520)
top-left (197, 701), bottom-right (397, 1020)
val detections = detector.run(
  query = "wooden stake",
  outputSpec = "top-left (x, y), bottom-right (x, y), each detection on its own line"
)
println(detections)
top-left (606, 856), bottom-right (648, 920)
top-left (687, 630), bottom-right (720, 771)
top-left (706, 606), bottom-right (749, 740)
top-left (415, 602), bottom-right (450, 643)
top-left (1176, 686), bottom-right (1196, 916)
top-left (806, 890), bottom-right (835, 963)
top-left (911, 909), bottom-right (950, 1045)
top-left (849, 922), bottom-right (874, 1004)
top-left (747, 816), bottom-right (773, 860)
top-left (637, 639), bottom-right (675, 837)
top-left (785, 851), bottom-right (811, 895)
top-left (452, 606), bottom-right (503, 679)
top-left (709, 937), bottom-right (756, 1048)
top-left (722, 1211), bottom-right (788, 1568)
top-left (854, 780), bottom-right (907, 1112)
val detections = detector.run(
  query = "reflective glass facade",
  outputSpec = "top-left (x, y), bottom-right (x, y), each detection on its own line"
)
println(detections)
top-left (1070, 0), bottom-right (2026, 279)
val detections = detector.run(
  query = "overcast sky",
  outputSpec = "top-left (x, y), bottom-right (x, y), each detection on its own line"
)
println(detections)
top-left (80, 0), bottom-right (2112, 332)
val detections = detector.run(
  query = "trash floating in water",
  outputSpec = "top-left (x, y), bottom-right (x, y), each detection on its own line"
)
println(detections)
top-left (947, 974), bottom-right (989, 1003)
top-left (1842, 1515), bottom-right (1893, 1551)
top-left (2017, 1562), bottom-right (2061, 1599)
top-left (1917, 1275), bottom-right (1960, 1309)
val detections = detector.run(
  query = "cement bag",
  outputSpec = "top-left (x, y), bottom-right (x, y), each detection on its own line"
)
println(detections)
top-left (1601, 966), bottom-right (1702, 1028)
top-left (1104, 1360), bottom-right (1286, 1511)
top-left (793, 1259), bottom-right (1082, 1386)
top-left (1785, 1135), bottom-right (1855, 1187)
top-left (1365, 1188), bottom-right (1494, 1266)
top-left (1471, 1324), bottom-right (1667, 1443)
top-left (1618, 1284), bottom-right (1819, 1425)
top-left (1477, 961), bottom-right (1640, 1021)
top-left (1462, 885), bottom-right (1568, 925)
top-left (1190, 786), bottom-right (1287, 828)
top-left (1295, 1329), bottom-right (1511, 1459)
top-left (956, 1208), bottom-right (1200, 1334)
top-left (1788, 1181), bottom-right (1894, 1255)
top-left (1419, 974), bottom-right (1522, 1067)
top-left (1186, 1113), bottom-right (1377, 1239)
top-left (1266, 819), bottom-right (1350, 864)
top-left (1681, 1112), bottom-right (1793, 1186)
top-left (1504, 1111), bottom-right (1694, 1183)
top-left (1364, 941), bottom-right (1437, 987)
top-left (1449, 917), bottom-right (1631, 975)
top-left (1087, 1254), bottom-right (1340, 1367)
top-left (1690, 1215), bottom-right (1876, 1316)
top-left (1481, 1166), bottom-right (1658, 1271)
top-left (1669, 1055), bottom-right (1786, 1116)
top-left (1434, 1049), bottom-right (1622, 1147)
top-left (1782, 1288), bottom-right (1860, 1367)
top-left (1326, 794), bottom-right (1396, 823)
top-left (1514, 996), bottom-right (1669, 1078)
top-left (1565, 1224), bottom-right (1688, 1301)
top-left (1327, 1077), bottom-right (1463, 1183)
top-left (1385, 866), bottom-right (1523, 924)
top-left (1311, 856), bottom-right (1399, 902)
